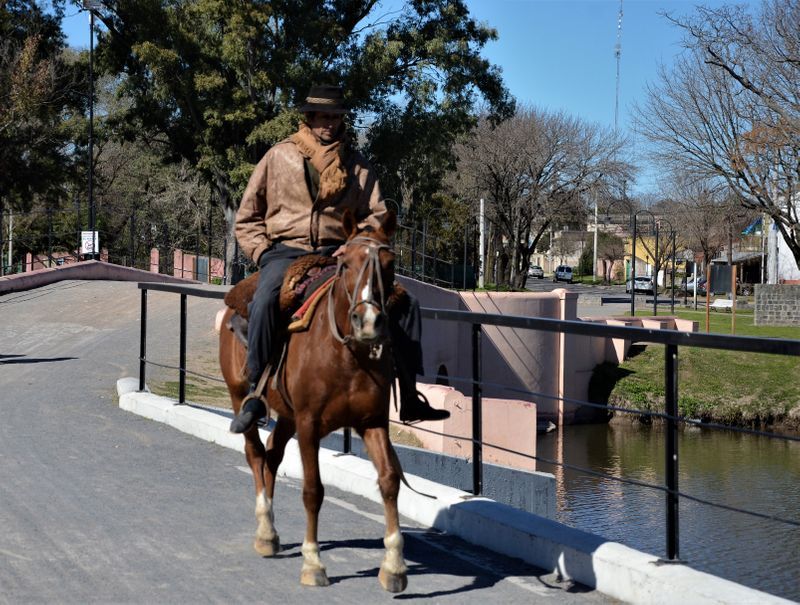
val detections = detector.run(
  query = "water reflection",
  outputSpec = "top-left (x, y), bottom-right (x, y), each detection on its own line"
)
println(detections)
top-left (536, 424), bottom-right (800, 601)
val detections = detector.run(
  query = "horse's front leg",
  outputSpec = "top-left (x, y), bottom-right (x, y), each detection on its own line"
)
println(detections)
top-left (297, 423), bottom-right (329, 587)
top-left (361, 426), bottom-right (408, 593)
top-left (253, 414), bottom-right (295, 557)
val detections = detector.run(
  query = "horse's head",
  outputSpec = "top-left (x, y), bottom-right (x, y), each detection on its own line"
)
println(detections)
top-left (332, 209), bottom-right (397, 347)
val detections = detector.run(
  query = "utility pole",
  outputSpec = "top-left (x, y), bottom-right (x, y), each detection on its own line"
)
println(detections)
top-left (0, 203), bottom-right (4, 276)
top-left (84, 1), bottom-right (102, 259)
top-left (7, 209), bottom-right (13, 273)
top-left (592, 187), bottom-right (599, 282)
top-left (614, 0), bottom-right (623, 135)
top-left (478, 198), bottom-right (485, 289)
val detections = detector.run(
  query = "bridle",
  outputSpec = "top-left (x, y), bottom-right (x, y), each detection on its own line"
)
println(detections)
top-left (327, 235), bottom-right (393, 352)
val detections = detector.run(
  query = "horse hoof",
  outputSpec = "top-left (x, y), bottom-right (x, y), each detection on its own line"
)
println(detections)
top-left (300, 567), bottom-right (330, 587)
top-left (379, 568), bottom-right (408, 593)
top-left (254, 536), bottom-right (280, 557)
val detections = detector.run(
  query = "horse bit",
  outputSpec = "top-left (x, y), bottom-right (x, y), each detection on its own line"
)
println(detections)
top-left (327, 235), bottom-right (392, 360)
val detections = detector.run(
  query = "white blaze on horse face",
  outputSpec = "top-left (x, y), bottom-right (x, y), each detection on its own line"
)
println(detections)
top-left (358, 282), bottom-right (380, 338)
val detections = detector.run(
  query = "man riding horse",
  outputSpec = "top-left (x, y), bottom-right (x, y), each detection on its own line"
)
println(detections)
top-left (230, 84), bottom-right (449, 433)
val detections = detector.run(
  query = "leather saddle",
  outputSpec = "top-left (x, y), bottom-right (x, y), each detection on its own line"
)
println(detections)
top-left (224, 254), bottom-right (337, 347)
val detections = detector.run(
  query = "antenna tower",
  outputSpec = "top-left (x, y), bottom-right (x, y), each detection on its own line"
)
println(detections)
top-left (614, 0), bottom-right (623, 135)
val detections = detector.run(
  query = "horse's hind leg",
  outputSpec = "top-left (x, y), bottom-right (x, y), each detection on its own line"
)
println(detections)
top-left (254, 414), bottom-right (295, 557)
top-left (297, 427), bottom-right (329, 587)
top-left (361, 426), bottom-right (408, 593)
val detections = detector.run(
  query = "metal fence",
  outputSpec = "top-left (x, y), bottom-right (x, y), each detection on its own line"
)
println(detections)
top-left (134, 280), bottom-right (800, 569)
top-left (1, 207), bottom-right (478, 288)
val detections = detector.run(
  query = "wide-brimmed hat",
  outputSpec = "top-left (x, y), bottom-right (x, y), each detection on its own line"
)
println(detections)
top-left (298, 84), bottom-right (348, 114)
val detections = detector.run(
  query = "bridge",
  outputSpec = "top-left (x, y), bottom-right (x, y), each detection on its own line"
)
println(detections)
top-left (0, 271), bottom-right (794, 603)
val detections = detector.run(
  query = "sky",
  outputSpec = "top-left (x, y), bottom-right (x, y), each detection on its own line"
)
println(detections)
top-left (58, 0), bottom-right (754, 194)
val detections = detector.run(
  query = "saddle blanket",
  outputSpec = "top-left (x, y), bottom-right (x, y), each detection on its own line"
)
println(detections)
top-left (223, 254), bottom-right (337, 334)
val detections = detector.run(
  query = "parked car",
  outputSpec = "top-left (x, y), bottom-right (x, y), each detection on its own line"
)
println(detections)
top-left (625, 275), bottom-right (655, 294)
top-left (527, 264), bottom-right (544, 279)
top-left (553, 265), bottom-right (573, 283)
top-left (681, 277), bottom-right (707, 296)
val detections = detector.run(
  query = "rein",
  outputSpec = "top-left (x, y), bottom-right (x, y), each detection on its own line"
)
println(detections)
top-left (327, 236), bottom-right (392, 349)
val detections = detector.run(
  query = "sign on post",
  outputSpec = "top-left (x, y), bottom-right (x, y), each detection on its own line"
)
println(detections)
top-left (81, 231), bottom-right (100, 255)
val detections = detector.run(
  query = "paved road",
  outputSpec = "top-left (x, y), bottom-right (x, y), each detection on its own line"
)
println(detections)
top-left (0, 280), bottom-right (610, 604)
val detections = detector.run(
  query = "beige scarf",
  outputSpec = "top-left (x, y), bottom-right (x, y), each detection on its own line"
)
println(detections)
top-left (291, 123), bottom-right (348, 204)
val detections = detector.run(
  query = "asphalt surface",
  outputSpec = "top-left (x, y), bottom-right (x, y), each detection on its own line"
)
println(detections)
top-left (0, 280), bottom-right (611, 604)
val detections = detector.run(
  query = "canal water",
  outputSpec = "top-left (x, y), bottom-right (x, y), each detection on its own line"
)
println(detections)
top-left (536, 424), bottom-right (800, 601)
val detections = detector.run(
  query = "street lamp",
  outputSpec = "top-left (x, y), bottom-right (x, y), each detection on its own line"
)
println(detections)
top-left (83, 0), bottom-right (102, 260)
top-left (604, 196), bottom-right (635, 316)
top-left (656, 217), bottom-right (677, 315)
top-left (591, 182), bottom-right (603, 284)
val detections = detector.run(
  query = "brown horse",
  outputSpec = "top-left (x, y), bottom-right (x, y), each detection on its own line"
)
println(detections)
top-left (218, 210), bottom-right (408, 592)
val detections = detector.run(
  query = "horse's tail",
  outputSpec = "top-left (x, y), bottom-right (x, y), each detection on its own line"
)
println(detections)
top-left (387, 438), bottom-right (436, 500)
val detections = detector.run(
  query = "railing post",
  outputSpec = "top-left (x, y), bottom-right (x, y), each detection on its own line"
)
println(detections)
top-left (139, 288), bottom-right (147, 391)
top-left (471, 323), bottom-right (483, 496)
top-left (665, 343), bottom-right (680, 560)
top-left (343, 427), bottom-right (352, 454)
top-left (179, 293), bottom-right (187, 404)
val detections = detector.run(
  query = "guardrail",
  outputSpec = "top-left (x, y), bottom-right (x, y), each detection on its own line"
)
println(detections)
top-left (136, 280), bottom-right (800, 568)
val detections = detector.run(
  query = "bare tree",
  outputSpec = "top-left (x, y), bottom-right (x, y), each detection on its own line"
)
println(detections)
top-left (635, 0), bottom-right (800, 269)
top-left (455, 105), bottom-right (630, 288)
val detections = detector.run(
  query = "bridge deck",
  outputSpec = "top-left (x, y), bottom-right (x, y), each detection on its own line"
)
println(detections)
top-left (0, 280), bottom-right (606, 603)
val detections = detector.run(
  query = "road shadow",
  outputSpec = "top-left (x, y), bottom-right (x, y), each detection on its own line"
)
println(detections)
top-left (319, 530), bottom-right (593, 598)
top-left (0, 354), bottom-right (77, 365)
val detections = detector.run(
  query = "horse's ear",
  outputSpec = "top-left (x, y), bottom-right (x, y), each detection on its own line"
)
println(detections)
top-left (341, 209), bottom-right (358, 239)
top-left (380, 210), bottom-right (397, 238)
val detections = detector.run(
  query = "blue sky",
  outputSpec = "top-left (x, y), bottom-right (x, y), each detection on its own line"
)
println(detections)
top-left (59, 0), bottom-right (753, 193)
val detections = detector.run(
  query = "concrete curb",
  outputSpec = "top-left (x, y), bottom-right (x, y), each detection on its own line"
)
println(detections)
top-left (117, 377), bottom-right (791, 605)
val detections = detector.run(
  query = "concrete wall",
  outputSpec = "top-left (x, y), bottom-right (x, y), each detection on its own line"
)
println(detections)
top-left (389, 383), bottom-right (538, 471)
top-left (0, 259), bottom-right (199, 295)
top-left (755, 284), bottom-right (800, 326)
top-left (25, 249), bottom-right (108, 270)
top-left (400, 277), bottom-right (699, 426)
top-left (172, 249), bottom-right (225, 281)
top-left (321, 428), bottom-right (555, 519)
top-left (400, 277), bottom-right (574, 422)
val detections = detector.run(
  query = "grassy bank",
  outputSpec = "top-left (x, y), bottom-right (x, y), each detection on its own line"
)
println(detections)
top-left (591, 308), bottom-right (800, 433)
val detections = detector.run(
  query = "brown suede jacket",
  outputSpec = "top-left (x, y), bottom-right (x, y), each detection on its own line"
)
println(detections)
top-left (234, 138), bottom-right (387, 263)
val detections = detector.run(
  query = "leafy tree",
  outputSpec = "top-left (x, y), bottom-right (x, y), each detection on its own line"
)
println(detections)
top-left (0, 1), bottom-right (74, 207)
top-left (635, 0), bottom-right (800, 270)
top-left (0, 1), bottom-right (85, 270)
top-left (93, 0), bottom-right (513, 271)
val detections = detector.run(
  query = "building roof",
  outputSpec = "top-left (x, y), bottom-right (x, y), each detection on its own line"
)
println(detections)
top-left (710, 251), bottom-right (763, 264)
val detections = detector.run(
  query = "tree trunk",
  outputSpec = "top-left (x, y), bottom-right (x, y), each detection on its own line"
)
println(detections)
top-left (214, 172), bottom-right (240, 283)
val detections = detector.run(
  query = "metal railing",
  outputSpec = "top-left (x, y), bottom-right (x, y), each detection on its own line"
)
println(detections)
top-left (135, 280), bottom-right (800, 566)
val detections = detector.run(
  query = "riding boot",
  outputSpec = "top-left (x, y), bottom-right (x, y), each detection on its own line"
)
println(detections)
top-left (389, 291), bottom-right (449, 423)
top-left (230, 385), bottom-right (267, 434)
top-left (396, 360), bottom-right (450, 423)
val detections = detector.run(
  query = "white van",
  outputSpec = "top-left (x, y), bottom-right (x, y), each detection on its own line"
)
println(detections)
top-left (553, 265), bottom-right (573, 283)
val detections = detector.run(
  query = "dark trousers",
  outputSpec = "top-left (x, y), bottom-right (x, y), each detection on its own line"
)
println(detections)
top-left (246, 243), bottom-right (423, 384)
